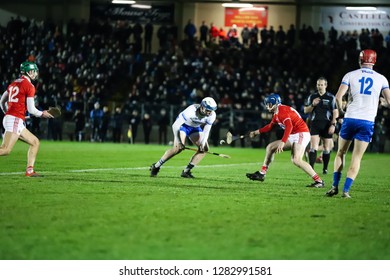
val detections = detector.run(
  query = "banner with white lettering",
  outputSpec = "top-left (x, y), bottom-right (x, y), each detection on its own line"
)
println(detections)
top-left (90, 4), bottom-right (174, 24)
top-left (321, 7), bottom-right (390, 34)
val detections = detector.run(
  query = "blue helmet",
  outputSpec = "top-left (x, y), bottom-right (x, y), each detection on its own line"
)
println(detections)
top-left (264, 94), bottom-right (281, 106)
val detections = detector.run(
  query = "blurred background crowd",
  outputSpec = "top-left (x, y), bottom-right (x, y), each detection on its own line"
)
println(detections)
top-left (0, 16), bottom-right (389, 152)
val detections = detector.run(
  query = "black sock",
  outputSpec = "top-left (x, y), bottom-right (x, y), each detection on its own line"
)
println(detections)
top-left (309, 150), bottom-right (317, 168)
top-left (184, 163), bottom-right (195, 172)
top-left (322, 152), bottom-right (330, 171)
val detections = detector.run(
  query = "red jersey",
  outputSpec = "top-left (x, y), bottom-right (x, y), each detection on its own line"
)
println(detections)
top-left (5, 76), bottom-right (35, 120)
top-left (259, 104), bottom-right (309, 143)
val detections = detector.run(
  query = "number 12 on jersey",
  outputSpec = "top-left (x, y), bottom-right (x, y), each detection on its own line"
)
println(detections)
top-left (358, 76), bottom-right (373, 95)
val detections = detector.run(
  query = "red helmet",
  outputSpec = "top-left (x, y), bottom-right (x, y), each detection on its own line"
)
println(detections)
top-left (359, 49), bottom-right (377, 65)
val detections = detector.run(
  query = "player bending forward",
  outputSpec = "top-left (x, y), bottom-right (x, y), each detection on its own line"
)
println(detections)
top-left (150, 97), bottom-right (217, 178)
top-left (246, 94), bottom-right (324, 187)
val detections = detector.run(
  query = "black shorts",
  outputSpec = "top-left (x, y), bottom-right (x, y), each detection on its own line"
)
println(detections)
top-left (310, 120), bottom-right (332, 139)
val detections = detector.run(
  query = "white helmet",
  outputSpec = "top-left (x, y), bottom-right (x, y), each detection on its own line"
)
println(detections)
top-left (200, 97), bottom-right (217, 111)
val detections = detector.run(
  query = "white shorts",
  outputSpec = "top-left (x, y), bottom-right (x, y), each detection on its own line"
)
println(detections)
top-left (287, 132), bottom-right (310, 148)
top-left (2, 115), bottom-right (26, 135)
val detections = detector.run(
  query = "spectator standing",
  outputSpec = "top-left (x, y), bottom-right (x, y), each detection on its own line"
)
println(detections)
top-left (328, 26), bottom-right (338, 46)
top-left (359, 28), bottom-right (371, 50)
top-left (286, 24), bottom-right (296, 47)
top-left (275, 25), bottom-right (286, 46)
top-left (112, 107), bottom-right (124, 143)
top-left (209, 22), bottom-right (219, 44)
top-left (73, 109), bottom-right (85, 142)
top-left (227, 24), bottom-right (239, 46)
top-left (184, 19), bottom-right (197, 43)
top-left (144, 20), bottom-right (153, 54)
top-left (133, 22), bottom-right (143, 53)
top-left (316, 27), bottom-right (326, 44)
top-left (100, 105), bottom-right (110, 142)
top-left (260, 26), bottom-right (268, 46)
top-left (142, 113), bottom-right (153, 144)
top-left (199, 20), bottom-right (209, 47)
top-left (157, 24), bottom-right (168, 49)
top-left (158, 108), bottom-right (169, 145)
top-left (268, 25), bottom-right (275, 46)
top-left (90, 102), bottom-right (103, 142)
top-left (241, 24), bottom-right (250, 47)
top-left (129, 109), bottom-right (140, 143)
top-left (249, 23), bottom-right (259, 45)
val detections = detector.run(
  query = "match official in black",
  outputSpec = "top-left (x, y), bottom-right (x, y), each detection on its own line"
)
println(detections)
top-left (304, 77), bottom-right (338, 174)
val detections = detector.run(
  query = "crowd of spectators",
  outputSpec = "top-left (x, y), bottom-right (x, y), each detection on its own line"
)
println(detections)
top-left (0, 16), bottom-right (389, 150)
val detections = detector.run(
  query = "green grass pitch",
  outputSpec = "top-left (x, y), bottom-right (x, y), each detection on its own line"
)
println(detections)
top-left (0, 141), bottom-right (389, 260)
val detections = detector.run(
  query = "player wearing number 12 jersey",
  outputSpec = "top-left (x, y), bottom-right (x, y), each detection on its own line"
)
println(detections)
top-left (0, 61), bottom-right (53, 177)
top-left (326, 49), bottom-right (390, 198)
top-left (246, 94), bottom-right (324, 188)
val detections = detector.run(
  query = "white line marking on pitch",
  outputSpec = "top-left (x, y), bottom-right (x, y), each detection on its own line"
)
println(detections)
top-left (0, 163), bottom-right (258, 176)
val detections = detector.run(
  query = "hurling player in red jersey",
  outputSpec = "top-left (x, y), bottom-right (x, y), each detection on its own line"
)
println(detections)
top-left (246, 94), bottom-right (324, 187)
top-left (0, 62), bottom-right (53, 177)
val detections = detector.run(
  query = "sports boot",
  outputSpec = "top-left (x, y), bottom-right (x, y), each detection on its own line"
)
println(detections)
top-left (25, 171), bottom-right (44, 177)
top-left (150, 163), bottom-right (160, 177)
top-left (246, 171), bottom-right (265, 181)
top-left (325, 186), bottom-right (339, 197)
top-left (181, 170), bottom-right (194, 178)
top-left (306, 181), bottom-right (324, 188)
top-left (341, 192), bottom-right (351, 199)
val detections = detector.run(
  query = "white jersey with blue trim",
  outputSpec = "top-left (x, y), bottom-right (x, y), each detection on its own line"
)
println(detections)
top-left (341, 67), bottom-right (389, 122)
top-left (177, 104), bottom-right (216, 127)
top-left (171, 104), bottom-right (216, 147)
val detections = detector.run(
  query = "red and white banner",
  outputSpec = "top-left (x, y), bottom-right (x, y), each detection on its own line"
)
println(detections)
top-left (225, 7), bottom-right (268, 27)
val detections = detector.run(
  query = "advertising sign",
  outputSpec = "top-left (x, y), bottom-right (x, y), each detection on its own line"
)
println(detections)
top-left (321, 7), bottom-right (390, 34)
top-left (91, 4), bottom-right (174, 24)
top-left (225, 7), bottom-right (268, 27)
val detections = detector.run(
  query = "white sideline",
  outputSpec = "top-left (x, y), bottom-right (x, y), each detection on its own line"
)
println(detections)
top-left (0, 163), bottom-right (257, 176)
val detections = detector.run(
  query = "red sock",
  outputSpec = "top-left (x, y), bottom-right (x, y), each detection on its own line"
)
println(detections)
top-left (312, 174), bottom-right (321, 182)
top-left (261, 165), bottom-right (268, 174)
top-left (26, 166), bottom-right (34, 174)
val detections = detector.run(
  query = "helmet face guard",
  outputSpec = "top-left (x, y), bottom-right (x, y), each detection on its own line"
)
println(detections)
top-left (20, 61), bottom-right (39, 80)
top-left (264, 94), bottom-right (281, 111)
top-left (359, 49), bottom-right (377, 66)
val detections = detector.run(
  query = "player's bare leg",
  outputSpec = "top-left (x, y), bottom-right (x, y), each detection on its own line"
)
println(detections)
top-left (326, 136), bottom-right (351, 196)
top-left (159, 132), bottom-right (187, 162)
top-left (333, 136), bottom-right (351, 173)
top-left (246, 140), bottom-right (281, 181)
top-left (0, 131), bottom-right (19, 156)
top-left (181, 132), bottom-right (207, 178)
top-left (19, 128), bottom-right (42, 176)
top-left (291, 142), bottom-right (317, 177)
top-left (290, 142), bottom-right (324, 187)
top-left (346, 139), bottom-right (368, 180)
top-left (337, 140), bottom-right (369, 198)
top-left (150, 132), bottom-right (187, 177)
top-left (263, 140), bottom-right (281, 166)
